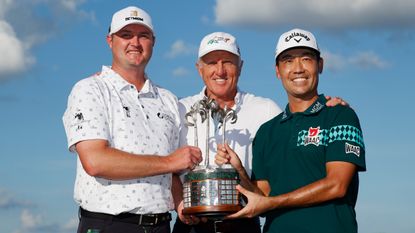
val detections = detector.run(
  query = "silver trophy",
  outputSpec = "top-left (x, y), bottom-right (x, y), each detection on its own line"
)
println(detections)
top-left (183, 97), bottom-right (241, 216)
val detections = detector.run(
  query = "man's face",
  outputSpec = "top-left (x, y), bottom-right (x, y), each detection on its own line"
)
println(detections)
top-left (197, 50), bottom-right (242, 102)
top-left (276, 48), bottom-right (323, 100)
top-left (107, 24), bottom-right (155, 70)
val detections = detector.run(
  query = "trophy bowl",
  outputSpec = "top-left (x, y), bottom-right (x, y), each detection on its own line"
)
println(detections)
top-left (182, 166), bottom-right (242, 217)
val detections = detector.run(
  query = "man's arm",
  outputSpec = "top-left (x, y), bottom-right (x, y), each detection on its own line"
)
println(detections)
top-left (76, 139), bottom-right (202, 180)
top-left (227, 161), bottom-right (357, 218)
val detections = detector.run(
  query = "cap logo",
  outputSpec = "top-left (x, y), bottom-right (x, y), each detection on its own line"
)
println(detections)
top-left (285, 31), bottom-right (311, 43)
top-left (125, 10), bottom-right (143, 22)
top-left (208, 36), bottom-right (231, 45)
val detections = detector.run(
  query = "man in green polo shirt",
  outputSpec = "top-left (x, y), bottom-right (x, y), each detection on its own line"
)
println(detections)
top-left (219, 28), bottom-right (366, 233)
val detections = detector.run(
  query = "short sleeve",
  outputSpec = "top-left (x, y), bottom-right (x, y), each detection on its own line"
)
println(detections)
top-left (62, 78), bottom-right (110, 152)
top-left (326, 107), bottom-right (366, 171)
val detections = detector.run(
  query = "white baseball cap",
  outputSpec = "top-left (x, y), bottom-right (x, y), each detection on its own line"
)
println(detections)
top-left (275, 28), bottom-right (319, 60)
top-left (198, 32), bottom-right (240, 58)
top-left (109, 6), bottom-right (154, 35)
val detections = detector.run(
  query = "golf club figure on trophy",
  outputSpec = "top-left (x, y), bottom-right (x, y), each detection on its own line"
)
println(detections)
top-left (182, 96), bottom-right (242, 217)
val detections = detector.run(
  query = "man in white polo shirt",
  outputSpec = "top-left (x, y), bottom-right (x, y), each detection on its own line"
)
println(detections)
top-left (172, 31), bottom-right (281, 233)
top-left (62, 6), bottom-right (201, 233)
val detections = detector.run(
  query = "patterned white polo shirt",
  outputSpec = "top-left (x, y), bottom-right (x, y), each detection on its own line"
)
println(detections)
top-left (63, 66), bottom-right (180, 215)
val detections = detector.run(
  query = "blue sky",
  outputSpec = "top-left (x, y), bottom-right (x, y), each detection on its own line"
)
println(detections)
top-left (0, 0), bottom-right (414, 232)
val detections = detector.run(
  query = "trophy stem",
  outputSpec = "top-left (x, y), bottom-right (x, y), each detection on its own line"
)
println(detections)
top-left (222, 118), bottom-right (226, 145)
top-left (194, 123), bottom-right (198, 147)
top-left (205, 108), bottom-right (210, 167)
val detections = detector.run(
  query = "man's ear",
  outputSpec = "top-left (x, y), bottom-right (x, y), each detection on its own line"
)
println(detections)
top-left (318, 57), bottom-right (324, 74)
top-left (275, 65), bottom-right (282, 80)
top-left (152, 36), bottom-right (156, 47)
top-left (196, 61), bottom-right (203, 77)
top-left (238, 59), bottom-right (244, 77)
top-left (106, 35), bottom-right (113, 48)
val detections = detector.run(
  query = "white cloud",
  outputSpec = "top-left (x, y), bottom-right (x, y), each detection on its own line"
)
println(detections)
top-left (321, 50), bottom-right (347, 72)
top-left (348, 51), bottom-right (389, 69)
top-left (172, 67), bottom-right (191, 77)
top-left (0, 21), bottom-right (35, 78)
top-left (21, 209), bottom-right (43, 229)
top-left (0, 0), bottom-right (94, 79)
top-left (13, 209), bottom-right (77, 233)
top-left (321, 49), bottom-right (389, 72)
top-left (54, 0), bottom-right (96, 23)
top-left (165, 40), bottom-right (196, 58)
top-left (215, 0), bottom-right (415, 29)
top-left (60, 0), bottom-right (86, 12)
top-left (0, 188), bottom-right (32, 209)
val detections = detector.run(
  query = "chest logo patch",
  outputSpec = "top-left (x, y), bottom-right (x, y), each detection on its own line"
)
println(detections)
top-left (345, 142), bottom-right (360, 157)
top-left (304, 126), bottom-right (321, 146)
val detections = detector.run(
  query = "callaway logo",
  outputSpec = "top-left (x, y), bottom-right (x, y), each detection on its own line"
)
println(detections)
top-left (294, 38), bottom-right (302, 43)
top-left (345, 142), bottom-right (360, 157)
top-left (285, 31), bottom-right (311, 43)
top-left (304, 126), bottom-right (320, 146)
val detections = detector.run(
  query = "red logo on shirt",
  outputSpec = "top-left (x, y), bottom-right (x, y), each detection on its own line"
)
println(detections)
top-left (304, 126), bottom-right (320, 146)
top-left (308, 127), bottom-right (319, 137)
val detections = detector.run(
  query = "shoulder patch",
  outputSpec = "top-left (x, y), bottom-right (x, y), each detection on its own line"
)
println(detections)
top-left (345, 142), bottom-right (360, 157)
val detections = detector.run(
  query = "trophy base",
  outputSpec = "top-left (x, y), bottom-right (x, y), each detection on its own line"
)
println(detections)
top-left (182, 205), bottom-right (242, 217)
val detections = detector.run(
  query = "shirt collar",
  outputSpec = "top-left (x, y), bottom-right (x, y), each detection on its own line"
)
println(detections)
top-left (280, 94), bottom-right (327, 122)
top-left (101, 66), bottom-right (156, 98)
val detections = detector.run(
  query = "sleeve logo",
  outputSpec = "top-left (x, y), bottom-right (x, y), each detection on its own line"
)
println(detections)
top-left (345, 142), bottom-right (360, 157)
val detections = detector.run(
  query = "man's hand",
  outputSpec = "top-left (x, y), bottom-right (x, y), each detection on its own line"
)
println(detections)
top-left (215, 143), bottom-right (243, 171)
top-left (167, 146), bottom-right (202, 173)
top-left (226, 185), bottom-right (271, 219)
top-left (325, 96), bottom-right (349, 107)
top-left (176, 200), bottom-right (202, 225)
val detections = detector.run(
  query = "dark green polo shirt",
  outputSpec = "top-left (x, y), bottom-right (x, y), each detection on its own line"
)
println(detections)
top-left (252, 94), bottom-right (366, 233)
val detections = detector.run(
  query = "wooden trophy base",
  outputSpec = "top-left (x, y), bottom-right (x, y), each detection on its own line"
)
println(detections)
top-left (182, 204), bottom-right (242, 217)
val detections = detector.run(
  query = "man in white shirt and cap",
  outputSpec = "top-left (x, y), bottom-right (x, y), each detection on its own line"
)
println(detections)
top-left (63, 6), bottom-right (202, 233)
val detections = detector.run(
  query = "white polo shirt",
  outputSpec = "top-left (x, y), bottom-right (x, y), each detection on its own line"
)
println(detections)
top-left (179, 88), bottom-right (282, 176)
top-left (63, 66), bottom-right (180, 215)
